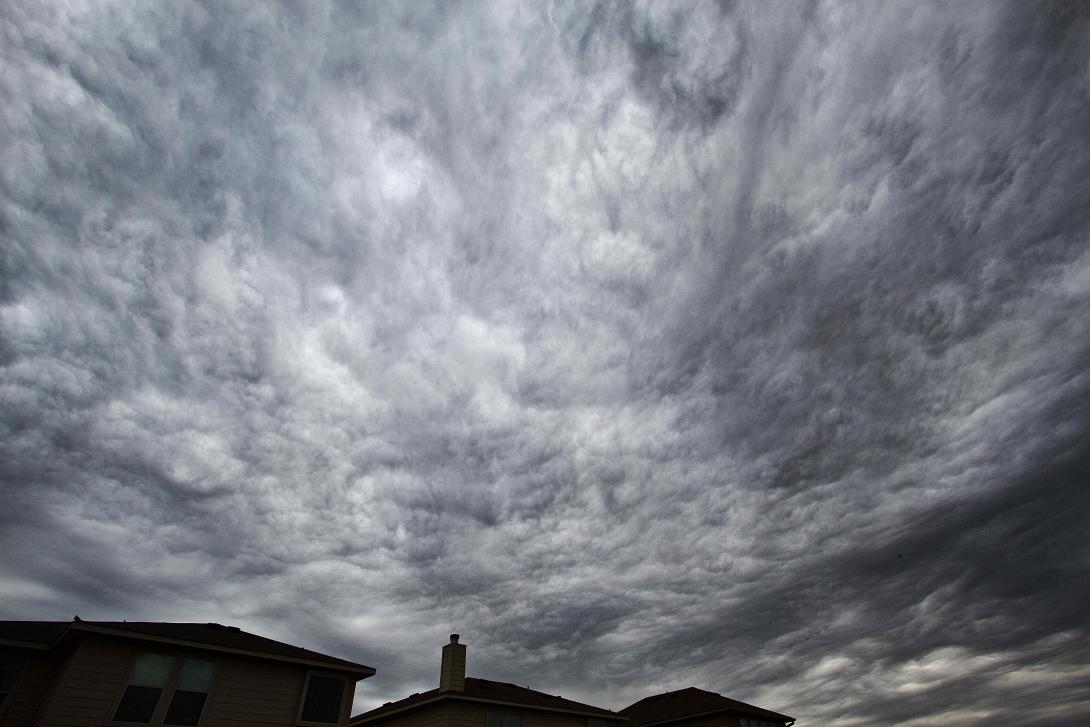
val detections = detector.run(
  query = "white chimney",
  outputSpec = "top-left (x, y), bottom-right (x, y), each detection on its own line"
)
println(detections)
top-left (439, 634), bottom-right (466, 692)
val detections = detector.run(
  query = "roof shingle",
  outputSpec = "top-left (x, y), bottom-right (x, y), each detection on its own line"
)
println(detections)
top-left (353, 677), bottom-right (624, 723)
top-left (618, 687), bottom-right (793, 725)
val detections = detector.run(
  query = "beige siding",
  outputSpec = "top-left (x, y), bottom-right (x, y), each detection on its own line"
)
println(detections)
top-left (34, 637), bottom-right (132, 727)
top-left (15, 634), bottom-right (356, 727)
top-left (201, 656), bottom-right (308, 726)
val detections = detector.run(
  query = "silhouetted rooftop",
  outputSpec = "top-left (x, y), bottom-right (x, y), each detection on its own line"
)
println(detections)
top-left (0, 621), bottom-right (69, 646)
top-left (619, 687), bottom-right (793, 725)
top-left (0, 620), bottom-right (374, 676)
top-left (353, 677), bottom-right (624, 723)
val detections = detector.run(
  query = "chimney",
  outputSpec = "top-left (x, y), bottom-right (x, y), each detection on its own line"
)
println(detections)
top-left (439, 634), bottom-right (466, 693)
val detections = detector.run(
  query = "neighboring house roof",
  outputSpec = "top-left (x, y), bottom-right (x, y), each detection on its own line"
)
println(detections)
top-left (353, 677), bottom-right (626, 723)
top-left (0, 620), bottom-right (375, 678)
top-left (619, 687), bottom-right (793, 726)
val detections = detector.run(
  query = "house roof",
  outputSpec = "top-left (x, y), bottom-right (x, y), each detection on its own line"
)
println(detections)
top-left (0, 621), bottom-right (375, 678)
top-left (0, 621), bottom-right (69, 648)
top-left (619, 687), bottom-right (793, 726)
top-left (352, 677), bottom-right (625, 723)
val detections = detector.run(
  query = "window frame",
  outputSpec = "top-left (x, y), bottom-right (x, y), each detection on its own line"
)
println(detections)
top-left (486, 710), bottom-right (524, 727)
top-left (107, 650), bottom-right (218, 727)
top-left (296, 670), bottom-right (352, 727)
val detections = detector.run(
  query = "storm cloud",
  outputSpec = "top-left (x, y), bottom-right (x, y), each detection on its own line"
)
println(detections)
top-left (2, 1), bottom-right (1089, 724)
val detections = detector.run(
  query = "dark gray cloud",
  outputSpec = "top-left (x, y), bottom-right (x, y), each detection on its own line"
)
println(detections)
top-left (2, 1), bottom-right (1088, 723)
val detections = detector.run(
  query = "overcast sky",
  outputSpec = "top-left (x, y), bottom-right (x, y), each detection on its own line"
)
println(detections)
top-left (2, 1), bottom-right (1089, 724)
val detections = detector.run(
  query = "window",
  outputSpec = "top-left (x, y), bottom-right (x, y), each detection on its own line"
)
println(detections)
top-left (487, 711), bottom-right (522, 727)
top-left (299, 674), bottom-right (346, 724)
top-left (115, 654), bottom-right (173, 722)
top-left (113, 654), bottom-right (216, 725)
top-left (163, 660), bottom-right (215, 726)
top-left (1, 652), bottom-right (27, 708)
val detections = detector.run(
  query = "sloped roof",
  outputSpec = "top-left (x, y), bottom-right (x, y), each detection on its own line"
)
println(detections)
top-left (353, 677), bottom-right (625, 723)
top-left (0, 621), bottom-right (374, 677)
top-left (0, 621), bottom-right (69, 647)
top-left (619, 687), bottom-right (793, 725)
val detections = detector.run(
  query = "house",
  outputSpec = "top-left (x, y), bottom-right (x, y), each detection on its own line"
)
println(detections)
top-left (619, 687), bottom-right (794, 727)
top-left (0, 619), bottom-right (375, 727)
top-left (351, 635), bottom-right (624, 727)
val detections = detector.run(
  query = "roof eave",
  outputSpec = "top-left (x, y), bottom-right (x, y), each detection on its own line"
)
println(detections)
top-left (452, 694), bottom-right (626, 720)
top-left (66, 623), bottom-right (376, 679)
top-left (351, 694), bottom-right (447, 724)
top-left (628, 706), bottom-right (794, 727)
top-left (0, 637), bottom-right (52, 651)
top-left (352, 693), bottom-right (627, 724)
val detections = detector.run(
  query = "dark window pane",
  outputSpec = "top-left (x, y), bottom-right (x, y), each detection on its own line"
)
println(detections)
top-left (488, 712), bottom-right (521, 727)
top-left (129, 654), bottom-right (173, 686)
top-left (300, 675), bottom-right (344, 723)
top-left (176, 660), bottom-right (215, 691)
top-left (114, 685), bottom-right (163, 722)
top-left (164, 690), bottom-right (208, 726)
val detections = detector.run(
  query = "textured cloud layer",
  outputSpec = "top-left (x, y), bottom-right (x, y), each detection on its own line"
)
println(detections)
top-left (2, 2), bottom-right (1088, 724)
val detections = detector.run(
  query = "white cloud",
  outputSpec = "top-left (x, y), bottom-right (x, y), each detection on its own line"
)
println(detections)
top-left (2, 1), bottom-right (1088, 725)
